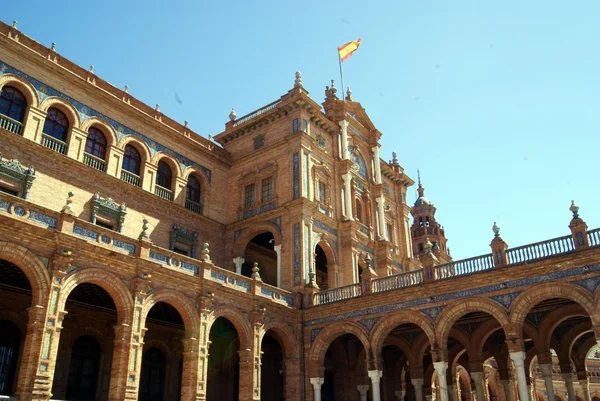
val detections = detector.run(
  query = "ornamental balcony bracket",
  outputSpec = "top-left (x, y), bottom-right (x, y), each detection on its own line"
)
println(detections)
top-left (0, 153), bottom-right (36, 199)
top-left (91, 192), bottom-right (127, 232)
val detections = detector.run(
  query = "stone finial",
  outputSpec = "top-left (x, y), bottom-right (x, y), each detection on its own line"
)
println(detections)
top-left (391, 151), bottom-right (399, 166)
top-left (184, 120), bottom-right (188, 127)
top-left (570, 200), bottom-right (580, 219)
top-left (229, 108), bottom-right (237, 121)
top-left (201, 242), bottom-right (211, 262)
top-left (329, 80), bottom-right (337, 98)
top-left (424, 238), bottom-right (433, 254)
top-left (155, 104), bottom-right (160, 112)
top-left (346, 86), bottom-right (353, 101)
top-left (62, 191), bottom-right (74, 213)
top-left (51, 42), bottom-right (56, 52)
top-left (365, 253), bottom-right (373, 270)
top-left (124, 85), bottom-right (129, 93)
top-left (89, 65), bottom-right (94, 73)
top-left (305, 269), bottom-right (319, 289)
top-left (251, 262), bottom-right (261, 280)
top-left (139, 218), bottom-right (149, 239)
top-left (492, 222), bottom-right (500, 237)
top-left (294, 71), bottom-right (303, 88)
top-left (12, 21), bottom-right (17, 29)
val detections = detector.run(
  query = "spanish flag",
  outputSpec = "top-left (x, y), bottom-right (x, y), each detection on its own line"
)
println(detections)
top-left (338, 39), bottom-right (361, 62)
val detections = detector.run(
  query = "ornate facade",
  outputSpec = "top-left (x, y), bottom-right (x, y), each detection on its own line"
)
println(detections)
top-left (1, 20), bottom-right (600, 401)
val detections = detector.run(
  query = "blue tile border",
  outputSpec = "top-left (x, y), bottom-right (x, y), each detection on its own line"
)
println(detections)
top-left (28, 210), bottom-right (57, 228)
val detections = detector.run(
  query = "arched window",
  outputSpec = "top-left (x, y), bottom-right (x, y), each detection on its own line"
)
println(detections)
top-left (355, 200), bottom-right (363, 223)
top-left (0, 86), bottom-right (27, 123)
top-left (0, 320), bottom-right (20, 396)
top-left (156, 161), bottom-right (172, 189)
top-left (122, 145), bottom-right (141, 175)
top-left (85, 127), bottom-right (107, 159)
top-left (186, 175), bottom-right (201, 203)
top-left (42, 107), bottom-right (69, 142)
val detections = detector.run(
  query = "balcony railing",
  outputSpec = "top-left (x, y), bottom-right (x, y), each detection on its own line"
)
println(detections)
top-left (154, 185), bottom-right (173, 201)
top-left (588, 228), bottom-right (600, 248)
top-left (83, 153), bottom-right (106, 172)
top-left (314, 283), bottom-right (362, 306)
top-left (185, 199), bottom-right (203, 215)
top-left (506, 234), bottom-right (574, 264)
top-left (435, 253), bottom-right (495, 280)
top-left (120, 170), bottom-right (141, 187)
top-left (0, 114), bottom-right (23, 135)
top-left (232, 100), bottom-right (281, 127)
top-left (41, 134), bottom-right (67, 154)
top-left (372, 270), bottom-right (423, 293)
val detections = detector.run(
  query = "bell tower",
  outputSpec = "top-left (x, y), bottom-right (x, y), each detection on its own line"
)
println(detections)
top-left (410, 172), bottom-right (451, 263)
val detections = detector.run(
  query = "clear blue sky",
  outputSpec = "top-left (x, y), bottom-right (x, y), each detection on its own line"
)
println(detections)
top-left (4, 1), bottom-right (599, 260)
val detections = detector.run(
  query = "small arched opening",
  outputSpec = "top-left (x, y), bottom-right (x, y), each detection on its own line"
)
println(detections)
top-left (315, 244), bottom-right (329, 290)
top-left (242, 232), bottom-right (277, 287)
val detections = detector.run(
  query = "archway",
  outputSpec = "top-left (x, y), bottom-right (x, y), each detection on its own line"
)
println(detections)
top-left (261, 330), bottom-right (284, 401)
top-left (207, 317), bottom-right (240, 401)
top-left (323, 333), bottom-right (367, 401)
top-left (243, 232), bottom-right (277, 286)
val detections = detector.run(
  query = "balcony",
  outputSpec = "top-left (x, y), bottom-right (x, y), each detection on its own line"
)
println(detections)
top-left (0, 114), bottom-right (23, 135)
top-left (120, 170), bottom-right (141, 187)
top-left (83, 153), bottom-right (106, 172)
top-left (154, 185), bottom-right (173, 201)
top-left (185, 199), bottom-right (203, 215)
top-left (40, 134), bottom-right (67, 154)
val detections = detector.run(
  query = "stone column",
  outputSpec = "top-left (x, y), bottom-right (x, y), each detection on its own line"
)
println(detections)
top-left (342, 173), bottom-right (353, 220)
top-left (369, 370), bottom-right (383, 401)
top-left (434, 362), bottom-right (450, 401)
top-left (310, 377), bottom-right (325, 401)
top-left (358, 384), bottom-right (370, 401)
top-left (471, 372), bottom-right (486, 401)
top-left (577, 372), bottom-right (591, 401)
top-left (372, 145), bottom-right (382, 184)
top-left (500, 379), bottom-right (513, 401)
top-left (562, 373), bottom-right (576, 401)
top-left (274, 244), bottom-right (282, 287)
top-left (509, 352), bottom-right (531, 401)
top-left (376, 197), bottom-right (386, 239)
top-left (412, 378), bottom-right (425, 401)
top-left (233, 257), bottom-right (245, 275)
top-left (539, 364), bottom-right (556, 401)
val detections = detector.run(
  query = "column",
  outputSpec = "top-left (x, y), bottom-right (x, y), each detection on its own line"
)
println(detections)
top-left (369, 370), bottom-right (383, 401)
top-left (395, 390), bottom-right (405, 401)
top-left (562, 373), bottom-right (576, 401)
top-left (238, 348), bottom-right (257, 401)
top-left (500, 380), bottom-right (513, 401)
top-left (342, 173), bottom-right (353, 220)
top-left (434, 362), bottom-right (450, 401)
top-left (412, 379), bottom-right (424, 401)
top-left (539, 364), bottom-right (556, 401)
top-left (181, 337), bottom-right (201, 401)
top-left (376, 197), bottom-right (386, 239)
top-left (358, 384), bottom-right (370, 401)
top-left (233, 257), bottom-right (245, 275)
top-left (274, 245), bottom-right (282, 288)
top-left (577, 374), bottom-right (591, 401)
top-left (340, 120), bottom-right (349, 160)
top-left (372, 145), bottom-right (382, 184)
top-left (310, 377), bottom-right (325, 401)
top-left (471, 372), bottom-right (486, 401)
top-left (509, 352), bottom-right (531, 401)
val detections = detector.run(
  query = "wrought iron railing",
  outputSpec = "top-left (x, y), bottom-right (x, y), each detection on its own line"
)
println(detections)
top-left (40, 134), bottom-right (67, 154)
top-left (185, 199), bottom-right (203, 215)
top-left (313, 283), bottom-right (362, 305)
top-left (435, 254), bottom-right (495, 280)
top-left (232, 100), bottom-right (281, 127)
top-left (83, 153), bottom-right (106, 172)
top-left (506, 235), bottom-right (574, 264)
top-left (120, 170), bottom-right (141, 187)
top-left (0, 114), bottom-right (23, 135)
top-left (154, 185), bottom-right (173, 201)
top-left (372, 270), bottom-right (423, 293)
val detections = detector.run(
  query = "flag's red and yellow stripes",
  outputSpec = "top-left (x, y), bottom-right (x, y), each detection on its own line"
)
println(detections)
top-left (338, 39), bottom-right (361, 62)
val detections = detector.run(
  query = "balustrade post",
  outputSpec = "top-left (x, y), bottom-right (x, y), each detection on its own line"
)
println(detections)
top-left (490, 222), bottom-right (509, 267)
top-left (568, 201), bottom-right (589, 249)
top-left (360, 254), bottom-right (377, 295)
top-left (421, 238), bottom-right (438, 281)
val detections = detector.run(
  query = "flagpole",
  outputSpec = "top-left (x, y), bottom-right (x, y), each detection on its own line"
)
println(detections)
top-left (338, 54), bottom-right (345, 101)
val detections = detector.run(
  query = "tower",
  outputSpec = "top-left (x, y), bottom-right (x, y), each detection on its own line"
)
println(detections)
top-left (410, 172), bottom-right (451, 263)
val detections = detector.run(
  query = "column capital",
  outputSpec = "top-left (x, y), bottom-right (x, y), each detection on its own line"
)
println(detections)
top-left (471, 371), bottom-right (485, 380)
top-left (357, 384), bottom-right (370, 395)
top-left (539, 363), bottom-right (554, 377)
top-left (509, 351), bottom-right (526, 367)
top-left (433, 361), bottom-right (449, 376)
top-left (412, 378), bottom-right (425, 386)
top-left (368, 369), bottom-right (383, 382)
top-left (310, 377), bottom-right (325, 389)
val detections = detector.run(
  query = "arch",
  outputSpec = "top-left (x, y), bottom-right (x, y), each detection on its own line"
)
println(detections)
top-left (59, 268), bottom-right (133, 326)
top-left (0, 241), bottom-right (50, 306)
top-left (309, 321), bottom-right (370, 374)
top-left (315, 237), bottom-right (337, 265)
top-left (0, 74), bottom-right (39, 108)
top-left (436, 297), bottom-right (510, 348)
top-left (232, 221), bottom-right (282, 257)
top-left (538, 304), bottom-right (589, 350)
top-left (39, 96), bottom-right (81, 128)
top-left (66, 325), bottom-right (106, 353)
top-left (183, 166), bottom-right (210, 188)
top-left (471, 318), bottom-right (504, 357)
top-left (370, 310), bottom-right (436, 358)
top-left (261, 319), bottom-right (299, 359)
top-left (143, 289), bottom-right (199, 339)
top-left (509, 283), bottom-right (596, 330)
top-left (80, 117), bottom-right (118, 147)
top-left (208, 305), bottom-right (252, 351)
top-left (151, 152), bottom-right (183, 178)
top-left (118, 135), bottom-right (152, 163)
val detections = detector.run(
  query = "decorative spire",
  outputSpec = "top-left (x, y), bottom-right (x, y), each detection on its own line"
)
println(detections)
top-left (155, 104), bottom-right (160, 112)
top-left (201, 243), bottom-right (211, 262)
top-left (89, 65), bottom-right (95, 74)
top-left (424, 238), bottom-right (433, 254)
top-left (294, 71), bottom-right (303, 88)
top-left (346, 87), bottom-right (353, 101)
top-left (62, 191), bottom-right (74, 213)
top-left (229, 108), bottom-right (237, 121)
top-left (12, 21), bottom-right (17, 29)
top-left (570, 200), bottom-right (580, 219)
top-left (139, 218), bottom-right (149, 239)
top-left (492, 222), bottom-right (500, 237)
top-left (124, 85), bottom-right (129, 93)
top-left (51, 42), bottom-right (56, 52)
top-left (184, 120), bottom-right (188, 127)
top-left (391, 151), bottom-right (399, 167)
top-left (326, 80), bottom-right (338, 99)
top-left (417, 169), bottom-right (424, 197)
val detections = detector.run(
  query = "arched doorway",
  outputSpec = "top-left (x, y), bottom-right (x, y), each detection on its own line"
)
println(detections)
top-left (139, 348), bottom-right (167, 401)
top-left (0, 320), bottom-right (21, 395)
top-left (260, 331), bottom-right (284, 401)
top-left (315, 244), bottom-right (329, 290)
top-left (207, 317), bottom-right (240, 401)
top-left (323, 333), bottom-right (367, 401)
top-left (243, 232), bottom-right (277, 287)
top-left (66, 335), bottom-right (101, 400)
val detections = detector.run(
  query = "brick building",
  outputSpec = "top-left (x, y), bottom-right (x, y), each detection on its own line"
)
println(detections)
top-left (1, 20), bottom-right (600, 401)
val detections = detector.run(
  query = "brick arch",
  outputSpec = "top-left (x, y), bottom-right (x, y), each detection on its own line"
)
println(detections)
top-left (381, 335), bottom-right (418, 368)
top-left (572, 335), bottom-right (597, 369)
top-left (68, 327), bottom-right (107, 353)
top-left (471, 318), bottom-right (503, 357)
top-left (448, 327), bottom-right (477, 358)
top-left (59, 268), bottom-right (134, 326)
top-left (39, 96), bottom-right (81, 128)
top-left (143, 339), bottom-right (173, 357)
top-left (509, 283), bottom-right (596, 331)
top-left (261, 320), bottom-right (299, 359)
top-left (232, 222), bottom-right (282, 257)
top-left (208, 305), bottom-right (252, 350)
top-left (315, 238), bottom-right (337, 265)
top-left (538, 304), bottom-right (589, 350)
top-left (80, 116), bottom-right (118, 148)
top-left (118, 135), bottom-right (152, 164)
top-left (0, 241), bottom-right (51, 306)
top-left (309, 321), bottom-right (370, 375)
top-left (151, 151), bottom-right (183, 178)
top-left (143, 289), bottom-right (200, 339)
top-left (182, 166), bottom-right (211, 205)
top-left (435, 297), bottom-right (510, 349)
top-left (0, 73), bottom-right (40, 108)
top-left (370, 310), bottom-right (435, 359)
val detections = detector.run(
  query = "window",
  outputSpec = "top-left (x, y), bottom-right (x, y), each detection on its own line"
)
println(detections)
top-left (186, 175), bottom-right (201, 203)
top-left (292, 118), bottom-right (299, 133)
top-left (42, 107), bottom-right (69, 142)
top-left (386, 223), bottom-right (393, 241)
top-left (317, 181), bottom-right (326, 203)
top-left (173, 247), bottom-right (189, 256)
top-left (302, 118), bottom-right (308, 132)
top-left (122, 145), bottom-right (141, 175)
top-left (244, 184), bottom-right (255, 208)
top-left (261, 177), bottom-right (273, 202)
top-left (425, 216), bottom-right (430, 227)
top-left (0, 86), bottom-right (27, 123)
top-left (85, 127), bottom-right (107, 159)
top-left (355, 200), bottom-right (363, 222)
top-left (156, 161), bottom-right (172, 189)
top-left (95, 218), bottom-right (114, 231)
top-left (0, 186), bottom-right (18, 196)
